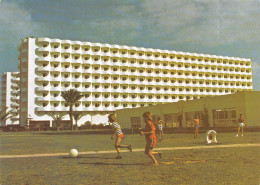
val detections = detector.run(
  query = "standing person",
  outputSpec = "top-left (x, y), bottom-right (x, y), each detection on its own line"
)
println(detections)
top-left (193, 115), bottom-right (200, 139)
top-left (158, 120), bottom-right (164, 142)
top-left (138, 112), bottom-right (161, 166)
top-left (236, 114), bottom-right (247, 137)
top-left (108, 114), bottom-right (132, 159)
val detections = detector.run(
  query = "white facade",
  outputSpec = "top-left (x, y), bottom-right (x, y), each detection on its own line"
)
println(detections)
top-left (1, 72), bottom-right (20, 126)
top-left (18, 37), bottom-right (253, 126)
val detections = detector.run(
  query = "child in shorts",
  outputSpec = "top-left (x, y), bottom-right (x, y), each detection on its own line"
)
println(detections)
top-left (108, 114), bottom-right (132, 159)
top-left (236, 114), bottom-right (247, 137)
top-left (138, 112), bottom-right (161, 166)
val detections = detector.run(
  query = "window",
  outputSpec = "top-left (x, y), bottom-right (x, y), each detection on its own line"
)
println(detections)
top-left (213, 109), bottom-right (236, 127)
top-left (114, 94), bottom-right (118, 98)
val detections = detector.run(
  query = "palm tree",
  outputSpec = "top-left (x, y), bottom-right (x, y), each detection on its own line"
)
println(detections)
top-left (51, 114), bottom-right (65, 131)
top-left (1, 107), bottom-right (13, 124)
top-left (61, 89), bottom-right (84, 130)
top-left (73, 111), bottom-right (85, 132)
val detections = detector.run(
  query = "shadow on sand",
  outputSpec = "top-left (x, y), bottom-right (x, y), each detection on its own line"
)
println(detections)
top-left (78, 161), bottom-right (144, 166)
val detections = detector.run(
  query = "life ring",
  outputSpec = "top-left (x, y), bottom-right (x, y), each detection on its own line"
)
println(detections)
top-left (206, 130), bottom-right (217, 144)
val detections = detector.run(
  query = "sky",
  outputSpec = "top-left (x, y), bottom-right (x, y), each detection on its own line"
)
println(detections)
top-left (0, 0), bottom-right (259, 90)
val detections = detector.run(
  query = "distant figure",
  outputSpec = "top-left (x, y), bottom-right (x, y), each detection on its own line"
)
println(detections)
top-left (138, 112), bottom-right (161, 166)
top-left (236, 114), bottom-right (247, 137)
top-left (108, 114), bottom-right (132, 159)
top-left (193, 115), bottom-right (200, 139)
top-left (158, 120), bottom-right (164, 141)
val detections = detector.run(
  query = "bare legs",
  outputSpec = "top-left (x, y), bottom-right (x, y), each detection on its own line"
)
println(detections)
top-left (115, 137), bottom-right (132, 158)
top-left (159, 131), bottom-right (163, 141)
top-left (194, 127), bottom-right (199, 138)
top-left (236, 127), bottom-right (244, 137)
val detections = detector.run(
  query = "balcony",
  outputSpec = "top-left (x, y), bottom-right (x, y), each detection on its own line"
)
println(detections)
top-left (50, 77), bottom-right (61, 82)
top-left (50, 97), bottom-right (62, 101)
top-left (36, 86), bottom-right (50, 92)
top-left (35, 96), bottom-right (50, 102)
top-left (50, 87), bottom-right (61, 91)
top-left (36, 47), bottom-right (50, 52)
top-left (50, 47), bottom-right (61, 53)
top-left (11, 97), bottom-right (19, 101)
top-left (37, 38), bottom-right (51, 43)
top-left (36, 66), bottom-right (50, 72)
top-left (35, 76), bottom-right (50, 82)
top-left (36, 56), bottom-right (51, 62)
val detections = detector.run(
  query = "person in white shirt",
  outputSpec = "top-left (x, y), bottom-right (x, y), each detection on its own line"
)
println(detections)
top-left (158, 120), bottom-right (164, 141)
top-left (236, 114), bottom-right (247, 137)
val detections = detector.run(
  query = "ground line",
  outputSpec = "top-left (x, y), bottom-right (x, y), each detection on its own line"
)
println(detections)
top-left (0, 143), bottom-right (259, 159)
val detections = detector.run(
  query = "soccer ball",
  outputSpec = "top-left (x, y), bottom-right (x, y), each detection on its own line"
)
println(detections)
top-left (69, 149), bottom-right (78, 157)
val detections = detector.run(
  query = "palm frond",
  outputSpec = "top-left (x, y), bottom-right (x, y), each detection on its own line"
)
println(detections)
top-left (0, 107), bottom-right (13, 121)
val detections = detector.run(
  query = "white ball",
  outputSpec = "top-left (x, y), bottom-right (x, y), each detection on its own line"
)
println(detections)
top-left (69, 149), bottom-right (78, 157)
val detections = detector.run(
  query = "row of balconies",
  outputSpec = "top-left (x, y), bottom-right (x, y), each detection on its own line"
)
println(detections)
top-left (35, 82), bottom-right (252, 92)
top-left (34, 88), bottom-right (251, 100)
top-left (35, 48), bottom-right (251, 66)
top-left (34, 92), bottom-right (232, 103)
top-left (35, 76), bottom-right (252, 86)
top-left (36, 38), bottom-right (250, 64)
top-left (35, 65), bottom-right (252, 74)
top-left (35, 81), bottom-right (253, 90)
top-left (35, 56), bottom-right (251, 69)
top-left (33, 94), bottom-right (217, 112)
top-left (36, 71), bottom-right (253, 80)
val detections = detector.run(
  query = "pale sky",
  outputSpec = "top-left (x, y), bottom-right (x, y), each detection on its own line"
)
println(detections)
top-left (0, 0), bottom-right (259, 91)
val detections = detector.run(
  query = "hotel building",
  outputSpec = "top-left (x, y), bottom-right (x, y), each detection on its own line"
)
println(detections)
top-left (17, 37), bottom-right (253, 126)
top-left (1, 72), bottom-right (20, 126)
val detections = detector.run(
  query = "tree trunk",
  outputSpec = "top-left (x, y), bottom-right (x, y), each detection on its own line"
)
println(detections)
top-left (75, 120), bottom-right (78, 132)
top-left (69, 106), bottom-right (73, 131)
